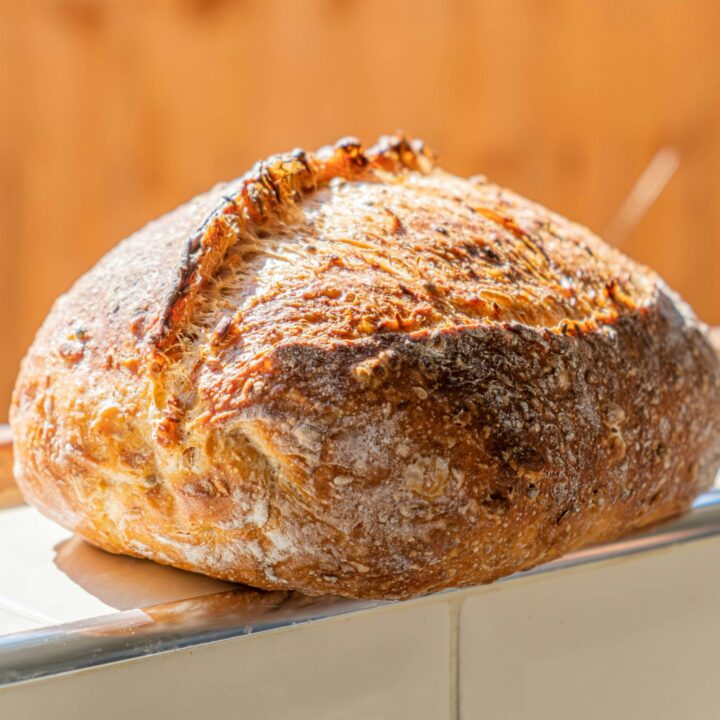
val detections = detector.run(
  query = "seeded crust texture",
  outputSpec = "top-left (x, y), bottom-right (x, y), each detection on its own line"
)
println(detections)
top-left (11, 135), bottom-right (720, 599)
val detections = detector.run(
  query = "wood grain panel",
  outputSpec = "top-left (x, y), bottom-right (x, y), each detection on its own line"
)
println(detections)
top-left (1, 0), bottom-right (719, 421)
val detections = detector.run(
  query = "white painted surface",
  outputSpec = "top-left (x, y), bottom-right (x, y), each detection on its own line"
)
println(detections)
top-left (0, 506), bottom-right (233, 628)
top-left (0, 603), bottom-right (452, 720)
top-left (460, 535), bottom-right (720, 720)
top-left (0, 607), bottom-right (42, 636)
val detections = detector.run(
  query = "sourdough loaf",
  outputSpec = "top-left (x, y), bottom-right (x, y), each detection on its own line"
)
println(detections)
top-left (11, 135), bottom-right (720, 599)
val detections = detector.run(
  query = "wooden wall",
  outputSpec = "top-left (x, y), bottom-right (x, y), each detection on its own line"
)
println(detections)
top-left (1, 0), bottom-right (719, 420)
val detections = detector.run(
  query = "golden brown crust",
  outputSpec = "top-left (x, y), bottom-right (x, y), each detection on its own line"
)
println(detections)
top-left (10, 134), bottom-right (720, 599)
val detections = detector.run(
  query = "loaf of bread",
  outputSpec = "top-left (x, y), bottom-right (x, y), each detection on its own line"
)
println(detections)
top-left (11, 135), bottom-right (720, 599)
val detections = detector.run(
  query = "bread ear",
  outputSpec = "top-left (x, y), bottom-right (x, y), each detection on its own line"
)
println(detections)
top-left (152, 135), bottom-right (433, 357)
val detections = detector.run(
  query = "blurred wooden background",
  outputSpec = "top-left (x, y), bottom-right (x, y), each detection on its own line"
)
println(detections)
top-left (1, 0), bottom-right (719, 421)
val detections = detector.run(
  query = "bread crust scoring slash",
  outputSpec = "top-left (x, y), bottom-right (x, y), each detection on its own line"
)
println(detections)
top-left (10, 134), bottom-right (720, 599)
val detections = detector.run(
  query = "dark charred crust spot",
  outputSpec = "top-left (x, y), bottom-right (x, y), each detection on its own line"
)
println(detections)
top-left (398, 283), bottom-right (418, 299)
top-left (291, 147), bottom-right (310, 166)
top-left (511, 446), bottom-right (546, 472)
top-left (556, 507), bottom-right (570, 525)
top-left (483, 489), bottom-right (512, 516)
top-left (154, 231), bottom-right (207, 343)
top-left (258, 161), bottom-right (282, 203)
